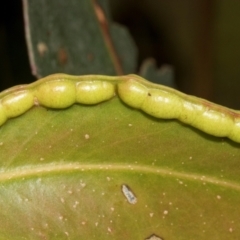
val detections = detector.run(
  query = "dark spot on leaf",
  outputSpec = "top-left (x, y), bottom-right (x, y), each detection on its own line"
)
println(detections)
top-left (87, 53), bottom-right (94, 62)
top-left (58, 47), bottom-right (68, 66)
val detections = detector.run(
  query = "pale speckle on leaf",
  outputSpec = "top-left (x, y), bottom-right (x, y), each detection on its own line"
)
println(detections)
top-left (163, 210), bottom-right (168, 215)
top-left (145, 234), bottom-right (163, 240)
top-left (121, 184), bottom-right (137, 204)
top-left (37, 42), bottom-right (48, 56)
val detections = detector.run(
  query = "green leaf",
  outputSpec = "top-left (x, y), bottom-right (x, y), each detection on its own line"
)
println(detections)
top-left (23, 0), bottom-right (137, 77)
top-left (140, 58), bottom-right (176, 87)
top-left (0, 98), bottom-right (240, 239)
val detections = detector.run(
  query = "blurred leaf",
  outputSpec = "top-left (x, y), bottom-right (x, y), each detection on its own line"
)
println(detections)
top-left (140, 58), bottom-right (176, 87)
top-left (23, 0), bottom-right (137, 77)
top-left (0, 98), bottom-right (240, 239)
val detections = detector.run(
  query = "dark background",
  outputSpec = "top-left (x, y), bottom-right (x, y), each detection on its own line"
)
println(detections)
top-left (1, 0), bottom-right (240, 108)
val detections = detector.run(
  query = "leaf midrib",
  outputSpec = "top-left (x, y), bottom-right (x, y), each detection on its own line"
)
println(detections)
top-left (0, 163), bottom-right (239, 191)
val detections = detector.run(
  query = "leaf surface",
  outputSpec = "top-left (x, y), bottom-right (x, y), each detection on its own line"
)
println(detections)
top-left (23, 0), bottom-right (137, 77)
top-left (0, 98), bottom-right (239, 239)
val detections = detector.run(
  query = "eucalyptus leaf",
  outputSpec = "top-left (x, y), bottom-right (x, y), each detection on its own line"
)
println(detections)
top-left (0, 97), bottom-right (239, 239)
top-left (140, 58), bottom-right (176, 87)
top-left (23, 0), bottom-right (137, 77)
